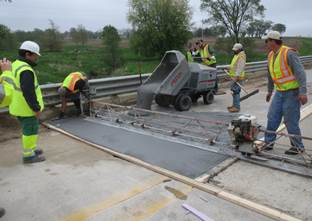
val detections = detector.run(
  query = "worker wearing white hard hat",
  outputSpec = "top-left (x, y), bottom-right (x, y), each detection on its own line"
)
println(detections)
top-left (227, 43), bottom-right (246, 113)
top-left (8, 41), bottom-right (46, 164)
top-left (263, 30), bottom-right (308, 155)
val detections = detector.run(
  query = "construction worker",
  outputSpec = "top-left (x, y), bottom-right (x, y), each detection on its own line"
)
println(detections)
top-left (264, 31), bottom-right (308, 155)
top-left (0, 207), bottom-right (5, 218)
top-left (199, 40), bottom-right (217, 67)
top-left (0, 58), bottom-right (15, 108)
top-left (227, 43), bottom-right (246, 113)
top-left (8, 41), bottom-right (45, 163)
top-left (58, 72), bottom-right (88, 118)
top-left (186, 43), bottom-right (194, 63)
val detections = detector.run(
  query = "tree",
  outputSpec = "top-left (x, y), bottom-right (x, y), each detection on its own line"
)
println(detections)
top-left (247, 19), bottom-right (272, 38)
top-left (101, 25), bottom-right (122, 73)
top-left (0, 24), bottom-right (16, 50)
top-left (128, 0), bottom-right (192, 57)
top-left (42, 20), bottom-right (63, 51)
top-left (70, 25), bottom-right (88, 45)
top-left (200, 0), bottom-right (265, 43)
top-left (272, 23), bottom-right (286, 34)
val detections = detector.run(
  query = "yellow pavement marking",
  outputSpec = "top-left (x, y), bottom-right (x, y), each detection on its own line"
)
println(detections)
top-left (111, 185), bottom-right (192, 221)
top-left (59, 175), bottom-right (167, 221)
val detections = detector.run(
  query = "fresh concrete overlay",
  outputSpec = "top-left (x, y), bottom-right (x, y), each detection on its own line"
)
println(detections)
top-left (0, 69), bottom-right (311, 221)
top-left (48, 117), bottom-right (229, 179)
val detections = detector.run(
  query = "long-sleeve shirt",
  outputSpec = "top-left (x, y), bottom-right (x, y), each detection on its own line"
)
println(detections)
top-left (18, 58), bottom-right (41, 112)
top-left (267, 49), bottom-right (307, 95)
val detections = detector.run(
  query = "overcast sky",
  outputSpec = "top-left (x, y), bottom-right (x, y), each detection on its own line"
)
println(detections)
top-left (1, 0), bottom-right (311, 36)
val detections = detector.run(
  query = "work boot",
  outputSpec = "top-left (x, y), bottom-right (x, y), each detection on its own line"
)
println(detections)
top-left (34, 148), bottom-right (43, 156)
top-left (227, 106), bottom-right (233, 110)
top-left (23, 155), bottom-right (46, 164)
top-left (228, 106), bottom-right (240, 113)
top-left (0, 207), bottom-right (5, 218)
top-left (285, 147), bottom-right (304, 155)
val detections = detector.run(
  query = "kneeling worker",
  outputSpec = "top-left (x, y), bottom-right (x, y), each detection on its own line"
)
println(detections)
top-left (58, 72), bottom-right (88, 118)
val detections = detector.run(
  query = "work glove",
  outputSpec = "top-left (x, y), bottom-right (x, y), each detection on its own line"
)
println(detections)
top-left (298, 94), bottom-right (308, 105)
top-left (266, 93), bottom-right (272, 102)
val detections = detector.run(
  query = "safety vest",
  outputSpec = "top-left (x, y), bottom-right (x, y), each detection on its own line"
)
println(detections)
top-left (0, 70), bottom-right (15, 108)
top-left (229, 51), bottom-right (246, 80)
top-left (268, 45), bottom-right (300, 91)
top-left (186, 51), bottom-right (193, 62)
top-left (62, 72), bottom-right (84, 93)
top-left (200, 44), bottom-right (217, 66)
top-left (9, 60), bottom-right (44, 117)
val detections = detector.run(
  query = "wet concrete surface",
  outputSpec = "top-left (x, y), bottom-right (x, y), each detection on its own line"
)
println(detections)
top-left (49, 117), bottom-right (229, 179)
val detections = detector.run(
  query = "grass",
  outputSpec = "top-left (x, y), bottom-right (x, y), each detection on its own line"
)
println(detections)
top-left (1, 37), bottom-right (311, 84)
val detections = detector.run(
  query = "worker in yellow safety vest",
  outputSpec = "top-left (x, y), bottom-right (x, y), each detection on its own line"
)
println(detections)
top-left (0, 58), bottom-right (15, 108)
top-left (58, 72), bottom-right (88, 118)
top-left (264, 31), bottom-right (308, 155)
top-left (227, 43), bottom-right (246, 113)
top-left (186, 43), bottom-right (194, 63)
top-left (199, 40), bottom-right (217, 67)
top-left (8, 41), bottom-right (45, 164)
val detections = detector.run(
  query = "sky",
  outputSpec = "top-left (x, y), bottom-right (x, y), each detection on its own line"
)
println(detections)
top-left (0, 0), bottom-right (311, 36)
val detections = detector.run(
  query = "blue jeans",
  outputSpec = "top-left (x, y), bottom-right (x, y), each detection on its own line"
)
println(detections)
top-left (231, 81), bottom-right (241, 109)
top-left (265, 89), bottom-right (304, 149)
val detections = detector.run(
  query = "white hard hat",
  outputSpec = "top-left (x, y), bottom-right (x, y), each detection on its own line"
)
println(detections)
top-left (19, 41), bottom-right (41, 56)
top-left (232, 43), bottom-right (243, 51)
top-left (264, 31), bottom-right (281, 40)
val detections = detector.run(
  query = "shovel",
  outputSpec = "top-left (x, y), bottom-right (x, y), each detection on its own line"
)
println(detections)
top-left (223, 69), bottom-right (259, 101)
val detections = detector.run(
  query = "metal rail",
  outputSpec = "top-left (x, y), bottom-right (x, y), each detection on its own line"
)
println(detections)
top-left (1, 56), bottom-right (312, 111)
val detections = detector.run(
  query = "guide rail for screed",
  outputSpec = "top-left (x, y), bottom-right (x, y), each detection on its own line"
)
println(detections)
top-left (89, 101), bottom-right (312, 177)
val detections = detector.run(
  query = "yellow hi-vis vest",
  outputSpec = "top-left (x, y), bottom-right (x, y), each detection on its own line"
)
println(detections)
top-left (200, 44), bottom-right (216, 66)
top-left (229, 51), bottom-right (246, 80)
top-left (0, 70), bottom-right (15, 108)
top-left (9, 60), bottom-right (44, 117)
top-left (62, 72), bottom-right (83, 93)
top-left (268, 45), bottom-right (300, 91)
top-left (186, 51), bottom-right (193, 63)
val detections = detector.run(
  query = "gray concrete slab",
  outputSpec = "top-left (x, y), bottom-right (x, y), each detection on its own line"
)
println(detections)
top-left (48, 117), bottom-right (229, 179)
top-left (0, 129), bottom-right (277, 221)
top-left (0, 130), bottom-right (168, 221)
top-left (213, 161), bottom-right (312, 221)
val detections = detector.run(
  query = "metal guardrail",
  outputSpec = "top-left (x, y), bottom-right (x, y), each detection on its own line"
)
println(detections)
top-left (1, 56), bottom-right (312, 111)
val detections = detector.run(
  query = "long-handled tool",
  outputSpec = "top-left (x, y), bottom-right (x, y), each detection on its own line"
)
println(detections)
top-left (223, 69), bottom-right (259, 101)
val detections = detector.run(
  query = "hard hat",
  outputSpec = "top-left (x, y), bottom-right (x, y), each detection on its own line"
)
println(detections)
top-left (232, 43), bottom-right (243, 51)
top-left (19, 41), bottom-right (41, 56)
top-left (264, 31), bottom-right (281, 40)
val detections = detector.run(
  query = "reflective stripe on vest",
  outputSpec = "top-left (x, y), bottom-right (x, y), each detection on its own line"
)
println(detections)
top-left (229, 51), bottom-right (246, 79)
top-left (62, 72), bottom-right (83, 93)
top-left (268, 45), bottom-right (300, 91)
top-left (200, 44), bottom-right (216, 66)
top-left (9, 60), bottom-right (44, 117)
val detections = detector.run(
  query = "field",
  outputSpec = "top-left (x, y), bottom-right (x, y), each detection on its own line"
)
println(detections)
top-left (1, 37), bottom-right (312, 84)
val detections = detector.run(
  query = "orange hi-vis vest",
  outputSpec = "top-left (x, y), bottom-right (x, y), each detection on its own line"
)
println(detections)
top-left (268, 45), bottom-right (300, 91)
top-left (62, 72), bottom-right (84, 93)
